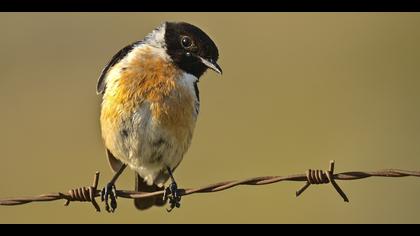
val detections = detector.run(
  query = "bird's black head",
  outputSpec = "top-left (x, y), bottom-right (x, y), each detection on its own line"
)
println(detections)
top-left (164, 22), bottom-right (222, 78)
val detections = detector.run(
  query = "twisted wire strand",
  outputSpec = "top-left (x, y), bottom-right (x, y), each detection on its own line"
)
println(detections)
top-left (1, 161), bottom-right (420, 212)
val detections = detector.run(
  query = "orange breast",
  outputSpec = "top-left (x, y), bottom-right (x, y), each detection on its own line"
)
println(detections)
top-left (100, 46), bottom-right (196, 143)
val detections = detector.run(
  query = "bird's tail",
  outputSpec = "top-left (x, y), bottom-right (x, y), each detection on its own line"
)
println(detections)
top-left (134, 174), bottom-right (167, 210)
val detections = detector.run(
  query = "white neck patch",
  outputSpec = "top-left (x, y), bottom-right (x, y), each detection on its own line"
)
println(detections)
top-left (144, 22), bottom-right (167, 49)
top-left (124, 22), bottom-right (171, 63)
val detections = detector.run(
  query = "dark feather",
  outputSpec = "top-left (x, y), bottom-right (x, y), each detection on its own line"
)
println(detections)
top-left (96, 41), bottom-right (141, 95)
top-left (193, 81), bottom-right (200, 102)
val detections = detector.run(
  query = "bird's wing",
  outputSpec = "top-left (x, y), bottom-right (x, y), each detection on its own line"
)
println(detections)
top-left (96, 41), bottom-right (142, 96)
top-left (106, 149), bottom-right (124, 173)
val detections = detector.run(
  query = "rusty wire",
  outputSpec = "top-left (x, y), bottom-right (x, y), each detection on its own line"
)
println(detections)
top-left (1, 160), bottom-right (420, 212)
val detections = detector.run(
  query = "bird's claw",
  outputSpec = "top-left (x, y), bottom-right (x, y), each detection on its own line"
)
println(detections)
top-left (163, 182), bottom-right (181, 212)
top-left (101, 182), bottom-right (118, 213)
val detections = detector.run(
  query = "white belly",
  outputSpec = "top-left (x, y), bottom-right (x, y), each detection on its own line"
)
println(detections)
top-left (128, 106), bottom-right (196, 187)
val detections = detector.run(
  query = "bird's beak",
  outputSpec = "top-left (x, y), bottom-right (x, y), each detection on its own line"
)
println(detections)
top-left (199, 57), bottom-right (223, 75)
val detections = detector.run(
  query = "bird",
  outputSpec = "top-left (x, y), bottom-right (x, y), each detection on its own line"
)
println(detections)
top-left (96, 21), bottom-right (222, 212)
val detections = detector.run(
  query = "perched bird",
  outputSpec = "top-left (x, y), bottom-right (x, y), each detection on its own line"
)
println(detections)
top-left (97, 22), bottom-right (222, 212)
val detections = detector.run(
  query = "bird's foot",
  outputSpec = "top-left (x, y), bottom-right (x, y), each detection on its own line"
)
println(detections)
top-left (101, 182), bottom-right (118, 213)
top-left (163, 181), bottom-right (182, 212)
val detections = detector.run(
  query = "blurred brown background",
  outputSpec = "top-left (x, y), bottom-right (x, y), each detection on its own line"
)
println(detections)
top-left (0, 13), bottom-right (420, 223)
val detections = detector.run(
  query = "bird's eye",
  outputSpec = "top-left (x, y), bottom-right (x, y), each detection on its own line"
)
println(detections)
top-left (181, 36), bottom-right (193, 49)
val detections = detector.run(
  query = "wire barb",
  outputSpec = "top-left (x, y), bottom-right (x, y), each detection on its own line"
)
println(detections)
top-left (0, 160), bottom-right (419, 211)
top-left (296, 160), bottom-right (349, 202)
top-left (64, 172), bottom-right (101, 212)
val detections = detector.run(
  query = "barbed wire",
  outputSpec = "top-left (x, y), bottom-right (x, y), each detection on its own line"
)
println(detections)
top-left (0, 160), bottom-right (419, 212)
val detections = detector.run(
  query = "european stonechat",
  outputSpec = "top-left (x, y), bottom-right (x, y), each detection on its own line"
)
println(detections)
top-left (97, 22), bottom-right (222, 212)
